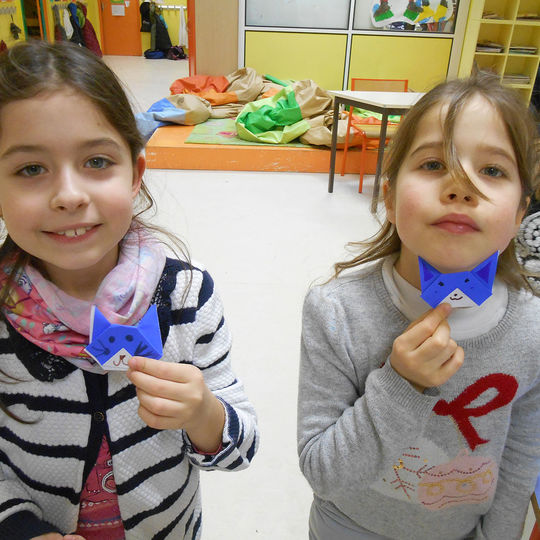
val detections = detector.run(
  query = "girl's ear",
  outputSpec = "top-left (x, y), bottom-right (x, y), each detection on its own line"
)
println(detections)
top-left (132, 154), bottom-right (146, 199)
top-left (383, 181), bottom-right (396, 224)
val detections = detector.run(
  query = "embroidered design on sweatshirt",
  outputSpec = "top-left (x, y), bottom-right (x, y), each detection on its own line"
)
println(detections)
top-left (372, 441), bottom-right (498, 509)
top-left (373, 438), bottom-right (448, 501)
top-left (417, 449), bottom-right (497, 509)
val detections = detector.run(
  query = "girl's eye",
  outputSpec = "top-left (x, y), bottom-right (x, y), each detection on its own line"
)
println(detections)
top-left (481, 166), bottom-right (504, 178)
top-left (85, 157), bottom-right (112, 169)
top-left (17, 164), bottom-right (46, 177)
top-left (420, 160), bottom-right (444, 171)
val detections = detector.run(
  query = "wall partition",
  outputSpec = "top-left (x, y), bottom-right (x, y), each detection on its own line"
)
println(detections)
top-left (239, 0), bottom-right (471, 91)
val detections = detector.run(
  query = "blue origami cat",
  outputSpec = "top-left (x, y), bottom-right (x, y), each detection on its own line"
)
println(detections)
top-left (85, 305), bottom-right (163, 371)
top-left (419, 252), bottom-right (499, 309)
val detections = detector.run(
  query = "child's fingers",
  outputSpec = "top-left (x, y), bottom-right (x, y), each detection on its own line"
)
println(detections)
top-left (416, 318), bottom-right (455, 364)
top-left (128, 367), bottom-right (205, 404)
top-left (128, 356), bottom-right (186, 381)
top-left (136, 388), bottom-right (184, 418)
top-left (432, 345), bottom-right (465, 386)
top-left (401, 303), bottom-right (452, 348)
top-left (137, 400), bottom-right (187, 430)
top-left (406, 303), bottom-right (451, 330)
top-left (127, 367), bottom-right (183, 400)
top-left (128, 356), bottom-right (202, 384)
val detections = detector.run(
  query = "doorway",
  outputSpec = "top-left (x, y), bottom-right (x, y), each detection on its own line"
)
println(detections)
top-left (22, 0), bottom-right (44, 39)
top-left (100, 0), bottom-right (141, 55)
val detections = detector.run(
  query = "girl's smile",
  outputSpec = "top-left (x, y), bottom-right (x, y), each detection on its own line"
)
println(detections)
top-left (44, 224), bottom-right (99, 243)
top-left (0, 88), bottom-right (144, 299)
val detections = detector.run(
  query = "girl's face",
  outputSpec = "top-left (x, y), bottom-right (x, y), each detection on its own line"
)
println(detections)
top-left (385, 95), bottom-right (526, 288)
top-left (0, 89), bottom-right (145, 299)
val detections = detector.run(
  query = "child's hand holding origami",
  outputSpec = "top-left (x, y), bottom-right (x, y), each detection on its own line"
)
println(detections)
top-left (389, 303), bottom-right (464, 392)
top-left (127, 357), bottom-right (225, 453)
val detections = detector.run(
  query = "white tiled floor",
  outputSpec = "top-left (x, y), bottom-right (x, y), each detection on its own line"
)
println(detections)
top-left (103, 56), bottom-right (536, 540)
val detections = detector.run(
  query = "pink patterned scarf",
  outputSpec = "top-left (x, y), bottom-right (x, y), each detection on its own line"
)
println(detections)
top-left (1, 226), bottom-right (166, 372)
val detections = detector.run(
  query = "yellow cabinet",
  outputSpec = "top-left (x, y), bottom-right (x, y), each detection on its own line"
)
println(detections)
top-left (459, 0), bottom-right (540, 103)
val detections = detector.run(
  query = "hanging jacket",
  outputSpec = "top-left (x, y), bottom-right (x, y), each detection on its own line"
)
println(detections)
top-left (149, 2), bottom-right (171, 52)
top-left (53, 5), bottom-right (68, 41)
top-left (140, 1), bottom-right (151, 32)
top-left (78, 2), bottom-right (102, 57)
top-left (67, 2), bottom-right (85, 47)
top-left (63, 7), bottom-right (74, 39)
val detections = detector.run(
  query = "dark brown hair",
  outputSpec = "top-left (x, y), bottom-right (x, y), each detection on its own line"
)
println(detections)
top-left (0, 40), bottom-right (190, 418)
top-left (334, 71), bottom-right (540, 291)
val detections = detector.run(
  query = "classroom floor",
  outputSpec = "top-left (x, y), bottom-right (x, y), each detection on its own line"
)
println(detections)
top-left (103, 56), bottom-right (536, 540)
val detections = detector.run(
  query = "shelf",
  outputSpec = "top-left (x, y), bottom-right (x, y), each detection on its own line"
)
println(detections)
top-left (480, 19), bottom-right (513, 24)
top-left (504, 83), bottom-right (533, 88)
top-left (507, 53), bottom-right (539, 58)
top-left (458, 0), bottom-right (540, 104)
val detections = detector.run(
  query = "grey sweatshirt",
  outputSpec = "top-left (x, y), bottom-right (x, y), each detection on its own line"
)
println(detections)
top-left (298, 260), bottom-right (540, 540)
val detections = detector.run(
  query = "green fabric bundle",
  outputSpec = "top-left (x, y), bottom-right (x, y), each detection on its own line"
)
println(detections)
top-left (236, 86), bottom-right (311, 144)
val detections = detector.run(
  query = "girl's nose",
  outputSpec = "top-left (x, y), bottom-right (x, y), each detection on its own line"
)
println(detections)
top-left (445, 191), bottom-right (473, 203)
top-left (50, 171), bottom-right (90, 211)
top-left (441, 177), bottom-right (476, 204)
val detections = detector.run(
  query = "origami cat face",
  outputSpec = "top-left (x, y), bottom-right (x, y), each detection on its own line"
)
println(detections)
top-left (85, 305), bottom-right (163, 371)
top-left (419, 252), bottom-right (498, 308)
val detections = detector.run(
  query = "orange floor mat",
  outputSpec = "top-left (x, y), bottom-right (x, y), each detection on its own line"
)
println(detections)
top-left (145, 125), bottom-right (378, 174)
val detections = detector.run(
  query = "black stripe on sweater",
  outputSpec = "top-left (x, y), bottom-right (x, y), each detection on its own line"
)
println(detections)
top-left (224, 401), bottom-right (240, 443)
top-left (225, 456), bottom-right (244, 470)
top-left (107, 382), bottom-right (137, 409)
top-left (0, 393), bottom-right (89, 414)
top-left (200, 351), bottom-right (229, 371)
top-left (0, 427), bottom-right (87, 459)
top-left (191, 512), bottom-right (202, 540)
top-left (207, 403), bottom-right (241, 467)
top-left (151, 492), bottom-right (198, 540)
top-left (0, 498), bottom-right (34, 514)
top-left (170, 307), bottom-right (197, 326)
top-left (169, 268), bottom-right (215, 327)
top-left (247, 434), bottom-right (257, 462)
top-left (109, 425), bottom-right (160, 454)
top-left (183, 509), bottom-right (195, 537)
top-left (197, 271), bottom-right (214, 309)
top-left (0, 450), bottom-right (79, 504)
top-left (124, 464), bottom-right (194, 530)
top-left (116, 452), bottom-right (186, 495)
top-left (195, 317), bottom-right (224, 345)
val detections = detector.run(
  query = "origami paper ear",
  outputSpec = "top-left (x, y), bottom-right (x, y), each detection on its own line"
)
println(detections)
top-left (88, 306), bottom-right (110, 341)
top-left (135, 304), bottom-right (163, 359)
top-left (419, 258), bottom-right (441, 290)
top-left (471, 252), bottom-right (498, 289)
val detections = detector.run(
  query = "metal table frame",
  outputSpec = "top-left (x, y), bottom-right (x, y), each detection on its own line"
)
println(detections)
top-left (328, 91), bottom-right (423, 213)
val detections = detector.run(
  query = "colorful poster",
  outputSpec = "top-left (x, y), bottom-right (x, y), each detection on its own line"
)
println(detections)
top-left (370, 0), bottom-right (454, 28)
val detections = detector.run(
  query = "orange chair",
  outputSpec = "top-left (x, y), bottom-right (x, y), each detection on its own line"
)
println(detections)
top-left (340, 78), bottom-right (408, 193)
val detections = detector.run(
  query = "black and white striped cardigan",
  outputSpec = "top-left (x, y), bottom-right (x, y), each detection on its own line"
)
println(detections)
top-left (0, 259), bottom-right (259, 539)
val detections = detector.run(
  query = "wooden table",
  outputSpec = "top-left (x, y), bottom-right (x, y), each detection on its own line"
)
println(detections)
top-left (328, 90), bottom-right (424, 213)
